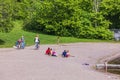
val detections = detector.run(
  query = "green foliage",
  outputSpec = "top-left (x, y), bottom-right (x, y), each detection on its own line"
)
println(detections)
top-left (1, 0), bottom-right (118, 40)
top-left (22, 0), bottom-right (113, 40)
top-left (0, 20), bottom-right (111, 48)
top-left (100, 0), bottom-right (120, 29)
top-left (78, 27), bottom-right (113, 40)
top-left (0, 0), bottom-right (14, 32)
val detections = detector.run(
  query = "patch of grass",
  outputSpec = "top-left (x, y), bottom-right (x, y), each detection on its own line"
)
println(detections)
top-left (0, 20), bottom-right (117, 48)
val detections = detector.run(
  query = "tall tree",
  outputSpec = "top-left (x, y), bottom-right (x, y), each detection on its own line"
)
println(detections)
top-left (23, 0), bottom-right (113, 40)
top-left (100, 0), bottom-right (120, 29)
top-left (0, 0), bottom-right (14, 32)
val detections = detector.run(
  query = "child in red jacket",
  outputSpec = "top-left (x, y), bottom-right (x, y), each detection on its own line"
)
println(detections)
top-left (45, 47), bottom-right (51, 55)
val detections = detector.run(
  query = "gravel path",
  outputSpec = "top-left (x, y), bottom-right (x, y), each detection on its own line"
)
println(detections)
top-left (0, 43), bottom-right (120, 80)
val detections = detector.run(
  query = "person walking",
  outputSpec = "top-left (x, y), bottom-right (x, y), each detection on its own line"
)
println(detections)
top-left (34, 35), bottom-right (40, 49)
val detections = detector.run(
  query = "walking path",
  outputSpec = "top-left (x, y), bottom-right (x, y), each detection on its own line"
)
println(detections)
top-left (0, 43), bottom-right (120, 80)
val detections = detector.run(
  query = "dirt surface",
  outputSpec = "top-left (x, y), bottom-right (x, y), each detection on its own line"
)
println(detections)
top-left (0, 43), bottom-right (120, 80)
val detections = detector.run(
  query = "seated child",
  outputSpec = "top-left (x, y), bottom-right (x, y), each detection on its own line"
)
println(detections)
top-left (45, 47), bottom-right (52, 55)
top-left (62, 50), bottom-right (71, 58)
top-left (51, 49), bottom-right (57, 57)
top-left (66, 50), bottom-right (70, 57)
top-left (15, 39), bottom-right (22, 48)
top-left (62, 50), bottom-right (67, 57)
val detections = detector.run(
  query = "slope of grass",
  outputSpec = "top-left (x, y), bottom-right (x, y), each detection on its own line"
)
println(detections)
top-left (0, 20), bottom-right (115, 48)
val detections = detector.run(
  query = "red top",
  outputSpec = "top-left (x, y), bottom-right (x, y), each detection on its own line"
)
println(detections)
top-left (45, 48), bottom-right (51, 55)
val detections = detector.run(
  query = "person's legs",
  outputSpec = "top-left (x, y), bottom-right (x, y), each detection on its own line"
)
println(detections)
top-left (52, 54), bottom-right (57, 57)
top-left (35, 42), bottom-right (39, 49)
top-left (21, 42), bottom-right (25, 49)
top-left (18, 43), bottom-right (21, 48)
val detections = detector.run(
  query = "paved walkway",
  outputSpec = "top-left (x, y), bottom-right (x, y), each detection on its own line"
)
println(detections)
top-left (0, 43), bottom-right (120, 80)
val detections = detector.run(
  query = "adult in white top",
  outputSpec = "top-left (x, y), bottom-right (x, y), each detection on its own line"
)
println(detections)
top-left (34, 35), bottom-right (40, 49)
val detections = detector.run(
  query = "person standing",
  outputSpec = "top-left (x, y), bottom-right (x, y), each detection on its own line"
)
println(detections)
top-left (21, 36), bottom-right (25, 49)
top-left (34, 35), bottom-right (40, 49)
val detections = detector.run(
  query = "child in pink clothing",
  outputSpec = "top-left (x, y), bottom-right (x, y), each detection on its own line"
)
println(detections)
top-left (51, 49), bottom-right (57, 57)
top-left (66, 50), bottom-right (70, 57)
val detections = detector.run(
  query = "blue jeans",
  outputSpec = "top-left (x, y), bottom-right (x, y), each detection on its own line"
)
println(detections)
top-left (35, 42), bottom-right (39, 49)
top-left (21, 42), bottom-right (25, 49)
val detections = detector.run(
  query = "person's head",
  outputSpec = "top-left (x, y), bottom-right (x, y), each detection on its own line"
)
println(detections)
top-left (36, 34), bottom-right (39, 37)
top-left (64, 50), bottom-right (66, 52)
top-left (48, 47), bottom-right (50, 49)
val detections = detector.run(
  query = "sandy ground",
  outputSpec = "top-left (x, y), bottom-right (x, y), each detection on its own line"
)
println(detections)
top-left (0, 42), bottom-right (120, 80)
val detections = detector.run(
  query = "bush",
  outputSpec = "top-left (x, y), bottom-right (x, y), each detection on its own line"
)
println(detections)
top-left (78, 27), bottom-right (113, 40)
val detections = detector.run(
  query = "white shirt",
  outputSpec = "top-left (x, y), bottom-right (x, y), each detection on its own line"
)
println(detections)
top-left (35, 37), bottom-right (39, 42)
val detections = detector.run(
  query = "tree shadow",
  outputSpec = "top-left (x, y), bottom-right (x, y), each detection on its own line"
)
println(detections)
top-left (0, 39), bottom-right (5, 45)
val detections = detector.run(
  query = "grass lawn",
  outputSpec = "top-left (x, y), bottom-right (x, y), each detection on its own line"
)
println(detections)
top-left (0, 20), bottom-right (116, 48)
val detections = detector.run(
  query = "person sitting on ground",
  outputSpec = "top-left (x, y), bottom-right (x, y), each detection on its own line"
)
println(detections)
top-left (62, 50), bottom-right (72, 58)
top-left (62, 50), bottom-right (67, 57)
top-left (51, 49), bottom-right (57, 57)
top-left (45, 47), bottom-right (51, 55)
top-left (50, 48), bottom-right (53, 56)
top-left (66, 50), bottom-right (70, 57)
top-left (15, 38), bottom-right (22, 48)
